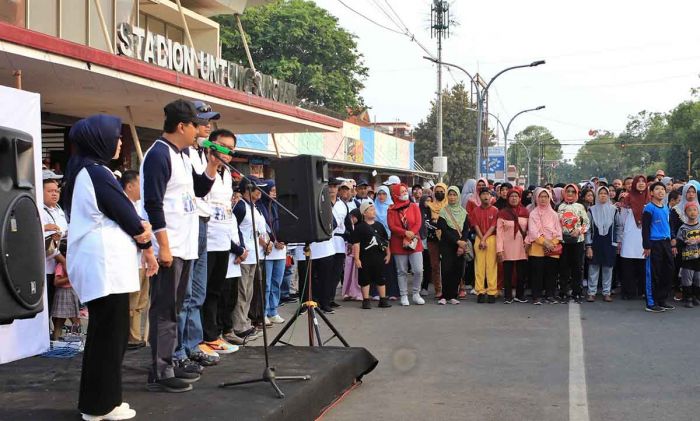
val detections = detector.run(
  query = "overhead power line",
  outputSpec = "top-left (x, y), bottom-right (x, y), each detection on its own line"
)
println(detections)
top-left (335, 0), bottom-right (404, 34)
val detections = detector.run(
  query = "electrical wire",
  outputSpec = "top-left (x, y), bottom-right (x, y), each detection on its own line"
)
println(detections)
top-left (335, 0), bottom-right (405, 34)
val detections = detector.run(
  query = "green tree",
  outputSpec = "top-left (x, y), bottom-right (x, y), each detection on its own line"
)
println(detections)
top-left (414, 83), bottom-right (478, 185)
top-left (215, 0), bottom-right (369, 114)
top-left (508, 125), bottom-right (563, 185)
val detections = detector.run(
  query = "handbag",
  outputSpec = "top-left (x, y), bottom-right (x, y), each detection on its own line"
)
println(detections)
top-left (545, 243), bottom-right (563, 256)
top-left (399, 206), bottom-right (419, 250)
top-left (443, 208), bottom-right (474, 262)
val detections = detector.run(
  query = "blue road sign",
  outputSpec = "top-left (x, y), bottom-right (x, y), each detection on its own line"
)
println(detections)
top-left (480, 156), bottom-right (505, 174)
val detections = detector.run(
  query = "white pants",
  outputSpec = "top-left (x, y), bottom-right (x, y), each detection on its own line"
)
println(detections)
top-left (588, 264), bottom-right (613, 296)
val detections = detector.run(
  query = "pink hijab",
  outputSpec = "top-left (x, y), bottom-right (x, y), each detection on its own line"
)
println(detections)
top-left (526, 187), bottom-right (563, 244)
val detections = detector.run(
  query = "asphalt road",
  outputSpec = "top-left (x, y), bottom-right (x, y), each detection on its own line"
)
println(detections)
top-left (269, 292), bottom-right (700, 421)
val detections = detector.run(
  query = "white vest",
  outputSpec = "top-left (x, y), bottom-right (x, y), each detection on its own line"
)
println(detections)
top-left (331, 199), bottom-right (348, 254)
top-left (620, 208), bottom-right (644, 259)
top-left (67, 168), bottom-right (139, 303)
top-left (206, 168), bottom-right (235, 252)
top-left (239, 200), bottom-right (266, 265)
top-left (190, 146), bottom-right (212, 218)
top-left (141, 139), bottom-right (199, 260)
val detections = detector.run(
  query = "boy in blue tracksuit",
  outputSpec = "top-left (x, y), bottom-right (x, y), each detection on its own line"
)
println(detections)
top-left (642, 182), bottom-right (675, 312)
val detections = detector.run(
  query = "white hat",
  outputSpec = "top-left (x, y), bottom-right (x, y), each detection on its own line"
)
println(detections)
top-left (42, 169), bottom-right (63, 180)
top-left (360, 200), bottom-right (374, 215)
top-left (384, 175), bottom-right (401, 185)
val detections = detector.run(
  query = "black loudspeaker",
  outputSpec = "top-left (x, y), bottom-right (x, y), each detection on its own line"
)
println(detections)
top-left (0, 127), bottom-right (45, 325)
top-left (274, 155), bottom-right (334, 243)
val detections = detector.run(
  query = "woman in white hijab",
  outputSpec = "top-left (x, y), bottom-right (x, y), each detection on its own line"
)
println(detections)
top-left (585, 186), bottom-right (619, 302)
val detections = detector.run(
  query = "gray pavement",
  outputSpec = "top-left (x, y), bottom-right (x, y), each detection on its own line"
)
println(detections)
top-left (266, 292), bottom-right (700, 421)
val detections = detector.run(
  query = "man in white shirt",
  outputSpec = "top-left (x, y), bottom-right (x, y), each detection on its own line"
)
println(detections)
top-left (328, 178), bottom-right (349, 308)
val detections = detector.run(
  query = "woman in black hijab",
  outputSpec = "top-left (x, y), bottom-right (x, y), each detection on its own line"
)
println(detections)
top-left (64, 114), bottom-right (158, 420)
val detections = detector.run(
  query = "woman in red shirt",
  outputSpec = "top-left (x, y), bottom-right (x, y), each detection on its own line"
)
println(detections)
top-left (388, 183), bottom-right (425, 306)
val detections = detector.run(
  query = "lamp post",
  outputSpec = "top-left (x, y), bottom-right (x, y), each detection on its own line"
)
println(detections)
top-left (504, 105), bottom-right (545, 182)
top-left (511, 140), bottom-right (533, 186)
top-left (424, 57), bottom-right (545, 179)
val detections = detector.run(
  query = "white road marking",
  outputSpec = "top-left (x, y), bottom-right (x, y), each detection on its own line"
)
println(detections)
top-left (569, 303), bottom-right (590, 421)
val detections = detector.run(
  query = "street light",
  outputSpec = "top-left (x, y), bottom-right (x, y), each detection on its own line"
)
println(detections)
top-left (476, 60), bottom-right (545, 179)
top-left (504, 105), bottom-right (545, 182)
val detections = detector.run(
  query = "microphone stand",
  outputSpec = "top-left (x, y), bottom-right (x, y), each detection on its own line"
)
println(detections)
top-left (206, 149), bottom-right (309, 398)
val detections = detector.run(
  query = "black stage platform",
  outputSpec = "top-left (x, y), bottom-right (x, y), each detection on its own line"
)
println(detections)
top-left (0, 346), bottom-right (377, 420)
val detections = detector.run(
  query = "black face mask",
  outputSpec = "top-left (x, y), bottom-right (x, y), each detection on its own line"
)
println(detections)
top-left (435, 192), bottom-right (445, 201)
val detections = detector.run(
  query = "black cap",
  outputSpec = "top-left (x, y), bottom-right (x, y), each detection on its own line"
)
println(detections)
top-left (328, 177), bottom-right (344, 186)
top-left (357, 179), bottom-right (370, 187)
top-left (238, 176), bottom-right (267, 193)
top-left (192, 100), bottom-right (221, 121)
top-left (164, 99), bottom-right (208, 127)
top-left (249, 155), bottom-right (268, 166)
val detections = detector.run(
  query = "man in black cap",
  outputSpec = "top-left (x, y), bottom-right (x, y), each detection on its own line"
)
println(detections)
top-left (354, 178), bottom-right (371, 208)
top-left (141, 99), bottom-right (219, 392)
top-left (173, 100), bottom-right (223, 371)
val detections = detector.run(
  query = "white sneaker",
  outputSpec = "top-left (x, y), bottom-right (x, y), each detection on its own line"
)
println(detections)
top-left (448, 298), bottom-right (460, 305)
top-left (420, 288), bottom-right (429, 296)
top-left (82, 404), bottom-right (136, 420)
top-left (437, 298), bottom-right (447, 305)
top-left (371, 295), bottom-right (380, 301)
top-left (269, 315), bottom-right (285, 324)
top-left (400, 295), bottom-right (410, 306)
top-left (264, 317), bottom-right (272, 326)
top-left (412, 293), bottom-right (425, 305)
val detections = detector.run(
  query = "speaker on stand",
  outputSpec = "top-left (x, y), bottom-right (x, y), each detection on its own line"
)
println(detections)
top-left (0, 127), bottom-right (45, 324)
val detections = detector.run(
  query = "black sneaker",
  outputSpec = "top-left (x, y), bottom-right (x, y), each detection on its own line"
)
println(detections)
top-left (513, 297), bottom-right (529, 303)
top-left (559, 296), bottom-right (571, 304)
top-left (487, 295), bottom-right (496, 304)
top-left (658, 303), bottom-right (675, 310)
top-left (147, 376), bottom-right (194, 392)
top-left (362, 299), bottom-right (372, 309)
top-left (378, 297), bottom-right (392, 308)
top-left (533, 299), bottom-right (543, 306)
top-left (645, 305), bottom-right (666, 313)
top-left (189, 351), bottom-right (219, 367)
top-left (281, 296), bottom-right (298, 304)
top-left (330, 301), bottom-right (342, 308)
top-left (173, 364), bottom-right (201, 383)
top-left (545, 297), bottom-right (559, 304)
top-left (175, 358), bottom-right (204, 375)
top-left (321, 306), bottom-right (335, 314)
top-left (477, 294), bottom-right (486, 303)
top-left (503, 298), bottom-right (513, 304)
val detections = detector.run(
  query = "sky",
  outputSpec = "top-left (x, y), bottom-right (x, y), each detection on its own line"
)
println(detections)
top-left (314, 0), bottom-right (700, 163)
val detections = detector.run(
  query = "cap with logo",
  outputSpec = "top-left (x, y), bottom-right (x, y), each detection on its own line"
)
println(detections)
top-left (360, 200), bottom-right (374, 215)
top-left (356, 179), bottom-right (370, 187)
top-left (192, 100), bottom-right (221, 121)
top-left (384, 175), bottom-right (401, 185)
top-left (164, 99), bottom-right (208, 127)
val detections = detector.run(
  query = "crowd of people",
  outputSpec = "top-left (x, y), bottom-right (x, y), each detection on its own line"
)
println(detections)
top-left (41, 97), bottom-right (699, 420)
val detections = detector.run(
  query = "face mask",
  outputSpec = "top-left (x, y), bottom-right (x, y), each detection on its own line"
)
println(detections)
top-left (400, 194), bottom-right (409, 201)
top-left (434, 192), bottom-right (445, 201)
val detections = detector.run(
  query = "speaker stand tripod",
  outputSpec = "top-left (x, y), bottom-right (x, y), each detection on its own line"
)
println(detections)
top-left (271, 244), bottom-right (349, 347)
top-left (212, 156), bottom-right (308, 398)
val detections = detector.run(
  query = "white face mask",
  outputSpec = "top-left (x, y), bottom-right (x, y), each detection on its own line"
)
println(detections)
top-left (400, 194), bottom-right (409, 201)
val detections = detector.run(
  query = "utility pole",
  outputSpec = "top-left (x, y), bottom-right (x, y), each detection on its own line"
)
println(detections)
top-left (538, 141), bottom-right (544, 185)
top-left (431, 0), bottom-right (450, 181)
top-left (688, 149), bottom-right (693, 180)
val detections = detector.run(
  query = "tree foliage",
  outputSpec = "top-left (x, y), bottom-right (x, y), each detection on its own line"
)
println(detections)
top-left (508, 125), bottom-right (563, 185)
top-left (414, 83), bottom-right (478, 185)
top-left (215, 0), bottom-right (369, 114)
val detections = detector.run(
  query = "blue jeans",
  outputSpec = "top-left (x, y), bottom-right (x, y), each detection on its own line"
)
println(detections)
top-left (280, 264), bottom-right (293, 298)
top-left (175, 218), bottom-right (207, 359)
top-left (265, 259), bottom-right (285, 317)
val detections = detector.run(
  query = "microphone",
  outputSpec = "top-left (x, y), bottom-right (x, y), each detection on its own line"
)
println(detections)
top-left (197, 138), bottom-right (235, 157)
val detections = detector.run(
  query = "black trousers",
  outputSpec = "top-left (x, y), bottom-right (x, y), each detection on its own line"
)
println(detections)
top-left (217, 277), bottom-right (239, 335)
top-left (421, 248), bottom-right (432, 290)
top-left (248, 264), bottom-right (265, 325)
top-left (503, 260), bottom-right (527, 300)
top-left (201, 250), bottom-right (230, 342)
top-left (621, 257), bottom-right (645, 298)
top-left (79, 293), bottom-right (129, 415)
top-left (297, 255), bottom-right (334, 308)
top-left (647, 239), bottom-right (673, 307)
top-left (328, 253), bottom-right (346, 304)
top-left (440, 247), bottom-right (464, 300)
top-left (559, 242), bottom-right (584, 298)
top-left (149, 257), bottom-right (190, 380)
top-left (530, 256), bottom-right (557, 299)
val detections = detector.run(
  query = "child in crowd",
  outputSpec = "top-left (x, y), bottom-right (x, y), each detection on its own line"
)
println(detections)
top-left (351, 202), bottom-right (392, 309)
top-left (471, 187), bottom-right (499, 303)
top-left (51, 262), bottom-right (81, 340)
top-left (642, 182), bottom-right (675, 312)
top-left (674, 202), bottom-right (700, 308)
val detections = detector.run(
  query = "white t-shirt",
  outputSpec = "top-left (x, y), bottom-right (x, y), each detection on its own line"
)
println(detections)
top-left (206, 168), bottom-right (235, 252)
top-left (41, 204), bottom-right (68, 275)
top-left (294, 239), bottom-right (334, 260)
top-left (620, 208), bottom-right (644, 259)
top-left (331, 199), bottom-right (348, 254)
top-left (238, 201), bottom-right (266, 265)
top-left (189, 146), bottom-right (212, 218)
